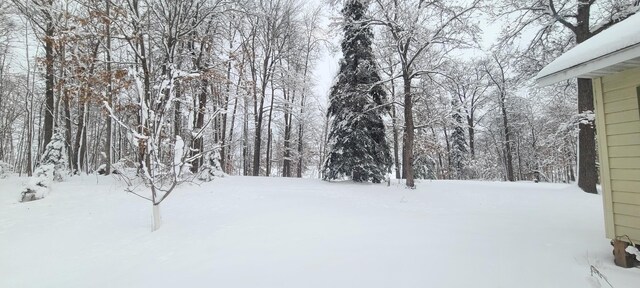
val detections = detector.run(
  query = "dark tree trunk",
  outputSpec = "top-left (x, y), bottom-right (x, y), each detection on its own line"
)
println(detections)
top-left (43, 21), bottom-right (55, 150)
top-left (575, 1), bottom-right (598, 193)
top-left (500, 92), bottom-right (514, 182)
top-left (190, 80), bottom-right (207, 173)
top-left (390, 76), bottom-right (401, 179)
top-left (296, 90), bottom-right (305, 178)
top-left (252, 110), bottom-right (264, 176)
top-left (577, 78), bottom-right (597, 192)
top-left (266, 84), bottom-right (275, 176)
top-left (174, 81), bottom-right (182, 138)
top-left (64, 91), bottom-right (73, 171)
top-left (282, 87), bottom-right (292, 177)
top-left (105, 0), bottom-right (112, 175)
top-left (443, 125), bottom-right (451, 178)
top-left (73, 101), bottom-right (86, 173)
top-left (220, 59), bottom-right (232, 173)
top-left (402, 73), bottom-right (415, 187)
top-left (296, 121), bottom-right (303, 178)
top-left (243, 95), bottom-right (250, 176)
top-left (467, 115), bottom-right (475, 157)
top-left (227, 95), bottom-right (238, 174)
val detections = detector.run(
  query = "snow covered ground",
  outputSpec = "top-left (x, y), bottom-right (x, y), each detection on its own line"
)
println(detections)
top-left (1, 176), bottom-right (639, 287)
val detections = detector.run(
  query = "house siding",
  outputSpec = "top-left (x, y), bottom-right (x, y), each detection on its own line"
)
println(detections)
top-left (596, 67), bottom-right (640, 243)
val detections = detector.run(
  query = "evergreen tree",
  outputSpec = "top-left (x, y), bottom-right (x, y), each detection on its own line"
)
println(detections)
top-left (198, 148), bottom-right (224, 182)
top-left (450, 101), bottom-right (467, 180)
top-left (323, 0), bottom-right (391, 183)
top-left (36, 129), bottom-right (68, 181)
top-left (20, 129), bottom-right (67, 202)
top-left (414, 154), bottom-right (436, 180)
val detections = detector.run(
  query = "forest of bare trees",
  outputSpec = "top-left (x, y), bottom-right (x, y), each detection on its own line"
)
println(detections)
top-left (1, 0), bottom-right (638, 191)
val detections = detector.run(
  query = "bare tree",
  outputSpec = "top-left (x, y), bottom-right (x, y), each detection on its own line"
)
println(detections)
top-left (12, 0), bottom-right (60, 150)
top-left (483, 53), bottom-right (516, 181)
top-left (370, 0), bottom-right (481, 187)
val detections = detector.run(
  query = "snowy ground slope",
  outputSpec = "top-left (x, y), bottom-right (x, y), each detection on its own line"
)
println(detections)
top-left (1, 176), bottom-right (639, 288)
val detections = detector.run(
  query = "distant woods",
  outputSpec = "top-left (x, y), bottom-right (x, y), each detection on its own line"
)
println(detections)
top-left (1, 0), bottom-right (327, 179)
top-left (1, 0), bottom-right (637, 187)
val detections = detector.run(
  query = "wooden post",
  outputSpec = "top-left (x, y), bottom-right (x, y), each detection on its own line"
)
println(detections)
top-left (613, 240), bottom-right (637, 268)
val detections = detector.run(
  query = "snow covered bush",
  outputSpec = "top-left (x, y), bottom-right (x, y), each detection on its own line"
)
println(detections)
top-left (35, 130), bottom-right (67, 181)
top-left (198, 149), bottom-right (225, 182)
top-left (20, 130), bottom-right (67, 202)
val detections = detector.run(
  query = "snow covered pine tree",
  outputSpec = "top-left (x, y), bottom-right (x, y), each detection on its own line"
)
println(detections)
top-left (323, 0), bottom-right (391, 183)
top-left (21, 129), bottom-right (67, 202)
top-left (450, 101), bottom-right (468, 180)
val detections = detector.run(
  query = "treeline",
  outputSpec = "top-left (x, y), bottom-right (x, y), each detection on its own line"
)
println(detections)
top-left (1, 0), bottom-right (637, 189)
top-left (0, 0), bottom-right (326, 179)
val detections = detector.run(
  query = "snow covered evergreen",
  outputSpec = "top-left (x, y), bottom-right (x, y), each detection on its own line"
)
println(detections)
top-left (20, 129), bottom-right (67, 202)
top-left (36, 130), bottom-right (68, 182)
top-left (323, 0), bottom-right (391, 183)
top-left (198, 149), bottom-right (225, 182)
top-left (450, 101), bottom-right (467, 180)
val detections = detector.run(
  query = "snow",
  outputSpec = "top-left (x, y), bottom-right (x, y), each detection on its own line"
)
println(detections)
top-left (628, 245), bottom-right (640, 262)
top-left (536, 13), bottom-right (640, 85)
top-left (1, 176), bottom-right (639, 287)
top-left (174, 136), bottom-right (184, 176)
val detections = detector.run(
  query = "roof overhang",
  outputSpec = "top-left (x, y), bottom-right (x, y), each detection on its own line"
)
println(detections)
top-left (536, 43), bottom-right (640, 87)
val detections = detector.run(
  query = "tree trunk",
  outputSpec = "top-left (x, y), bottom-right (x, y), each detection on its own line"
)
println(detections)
top-left (104, 0), bottom-right (112, 175)
top-left (575, 1), bottom-right (598, 193)
top-left (25, 93), bottom-right (33, 177)
top-left (467, 115), bottom-right (475, 158)
top-left (296, 121), bottom-right (303, 178)
top-left (500, 91), bottom-right (514, 182)
top-left (152, 203), bottom-right (161, 231)
top-left (266, 84), bottom-right (275, 176)
top-left (174, 80), bottom-right (182, 138)
top-left (220, 59), bottom-right (231, 173)
top-left (43, 21), bottom-right (55, 151)
top-left (402, 73), bottom-right (415, 188)
top-left (577, 78), bottom-right (597, 192)
top-left (253, 116), bottom-right (263, 176)
top-left (190, 79), bottom-right (207, 173)
top-left (227, 96), bottom-right (238, 173)
top-left (72, 100), bottom-right (86, 174)
top-left (391, 76), bottom-right (401, 179)
top-left (243, 94), bottom-right (250, 176)
top-left (63, 88), bottom-right (73, 171)
top-left (443, 125), bottom-right (451, 178)
top-left (283, 88), bottom-right (292, 177)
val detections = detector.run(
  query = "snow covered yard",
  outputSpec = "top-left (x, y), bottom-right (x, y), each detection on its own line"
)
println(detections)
top-left (1, 176), bottom-right (639, 288)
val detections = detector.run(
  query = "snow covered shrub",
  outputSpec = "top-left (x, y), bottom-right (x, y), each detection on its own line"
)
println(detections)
top-left (0, 161), bottom-right (12, 178)
top-left (35, 130), bottom-right (67, 181)
top-left (198, 149), bottom-right (224, 182)
top-left (20, 130), bottom-right (67, 202)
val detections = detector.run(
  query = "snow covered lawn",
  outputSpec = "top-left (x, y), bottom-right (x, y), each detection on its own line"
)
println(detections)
top-left (1, 176), bottom-right (639, 287)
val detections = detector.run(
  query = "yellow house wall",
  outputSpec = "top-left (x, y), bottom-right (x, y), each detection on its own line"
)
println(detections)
top-left (595, 66), bottom-right (640, 243)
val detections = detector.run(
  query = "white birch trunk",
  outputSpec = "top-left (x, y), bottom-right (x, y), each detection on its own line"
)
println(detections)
top-left (152, 204), bottom-right (161, 231)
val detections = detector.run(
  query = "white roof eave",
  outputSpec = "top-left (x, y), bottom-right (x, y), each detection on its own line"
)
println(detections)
top-left (536, 43), bottom-right (640, 87)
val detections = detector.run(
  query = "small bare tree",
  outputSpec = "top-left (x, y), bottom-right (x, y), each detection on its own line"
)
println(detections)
top-left (104, 69), bottom-right (217, 231)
